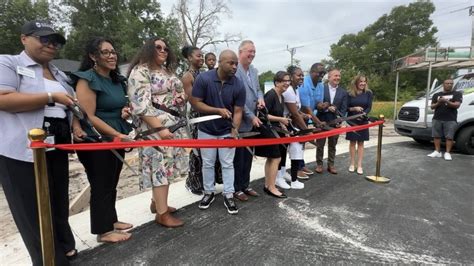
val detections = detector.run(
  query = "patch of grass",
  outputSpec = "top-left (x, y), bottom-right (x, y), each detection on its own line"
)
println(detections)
top-left (368, 101), bottom-right (405, 120)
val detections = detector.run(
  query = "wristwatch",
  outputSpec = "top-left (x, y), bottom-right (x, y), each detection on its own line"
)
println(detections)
top-left (47, 92), bottom-right (55, 107)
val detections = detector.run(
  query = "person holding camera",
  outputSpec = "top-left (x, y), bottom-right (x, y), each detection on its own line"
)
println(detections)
top-left (427, 78), bottom-right (462, 161)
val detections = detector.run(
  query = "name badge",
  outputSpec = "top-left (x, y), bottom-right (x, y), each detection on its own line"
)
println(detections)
top-left (45, 135), bottom-right (56, 152)
top-left (16, 66), bottom-right (36, 79)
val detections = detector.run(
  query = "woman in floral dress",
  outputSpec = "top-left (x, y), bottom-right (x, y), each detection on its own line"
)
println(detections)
top-left (127, 37), bottom-right (188, 228)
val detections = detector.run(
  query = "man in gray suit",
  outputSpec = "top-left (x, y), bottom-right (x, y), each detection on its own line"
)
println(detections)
top-left (233, 40), bottom-right (264, 201)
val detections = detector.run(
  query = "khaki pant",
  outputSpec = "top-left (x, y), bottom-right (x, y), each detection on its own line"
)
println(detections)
top-left (316, 135), bottom-right (339, 167)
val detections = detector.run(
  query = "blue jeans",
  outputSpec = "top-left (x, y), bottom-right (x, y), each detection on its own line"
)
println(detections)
top-left (198, 130), bottom-right (235, 197)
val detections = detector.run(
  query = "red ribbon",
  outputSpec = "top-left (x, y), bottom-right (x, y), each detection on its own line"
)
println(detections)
top-left (30, 120), bottom-right (383, 151)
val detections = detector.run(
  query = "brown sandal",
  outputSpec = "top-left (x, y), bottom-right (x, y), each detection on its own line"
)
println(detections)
top-left (113, 221), bottom-right (133, 231)
top-left (97, 231), bottom-right (131, 243)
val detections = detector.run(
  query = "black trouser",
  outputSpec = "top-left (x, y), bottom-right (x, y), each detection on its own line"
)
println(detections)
top-left (233, 146), bottom-right (253, 192)
top-left (44, 117), bottom-right (76, 254)
top-left (291, 160), bottom-right (303, 182)
top-left (0, 155), bottom-right (71, 266)
top-left (76, 149), bottom-right (124, 234)
top-left (46, 148), bottom-right (76, 253)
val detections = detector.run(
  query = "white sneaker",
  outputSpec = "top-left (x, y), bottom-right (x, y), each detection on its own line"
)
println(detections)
top-left (291, 180), bottom-right (304, 189)
top-left (283, 172), bottom-right (292, 182)
top-left (444, 152), bottom-right (452, 161)
top-left (427, 151), bottom-right (442, 158)
top-left (276, 177), bottom-right (290, 189)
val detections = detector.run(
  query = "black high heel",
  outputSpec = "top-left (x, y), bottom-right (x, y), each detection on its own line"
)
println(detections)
top-left (66, 249), bottom-right (78, 261)
top-left (263, 186), bottom-right (287, 198)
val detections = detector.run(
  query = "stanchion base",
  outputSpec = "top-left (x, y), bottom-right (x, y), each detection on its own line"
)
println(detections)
top-left (365, 175), bottom-right (391, 183)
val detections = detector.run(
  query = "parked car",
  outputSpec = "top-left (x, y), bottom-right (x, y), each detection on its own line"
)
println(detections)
top-left (395, 73), bottom-right (474, 155)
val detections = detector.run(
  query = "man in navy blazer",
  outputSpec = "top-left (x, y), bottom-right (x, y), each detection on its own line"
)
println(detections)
top-left (315, 69), bottom-right (348, 174)
top-left (233, 40), bottom-right (264, 201)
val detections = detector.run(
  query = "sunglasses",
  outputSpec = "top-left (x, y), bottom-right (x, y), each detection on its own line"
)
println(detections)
top-left (155, 44), bottom-right (169, 53)
top-left (30, 35), bottom-right (63, 49)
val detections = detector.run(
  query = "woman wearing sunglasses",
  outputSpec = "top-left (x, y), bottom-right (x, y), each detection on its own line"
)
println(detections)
top-left (71, 37), bottom-right (133, 243)
top-left (0, 20), bottom-right (78, 264)
top-left (127, 37), bottom-right (188, 228)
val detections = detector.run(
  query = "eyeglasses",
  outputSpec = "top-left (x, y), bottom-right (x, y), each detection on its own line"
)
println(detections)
top-left (30, 35), bottom-right (63, 49)
top-left (155, 44), bottom-right (169, 53)
top-left (280, 79), bottom-right (291, 83)
top-left (99, 50), bottom-right (117, 57)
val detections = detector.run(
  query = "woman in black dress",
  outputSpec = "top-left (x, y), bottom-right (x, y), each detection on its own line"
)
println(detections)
top-left (255, 71), bottom-right (291, 198)
top-left (346, 75), bottom-right (373, 175)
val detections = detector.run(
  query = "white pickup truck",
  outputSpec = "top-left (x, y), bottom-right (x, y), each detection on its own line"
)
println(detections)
top-left (394, 73), bottom-right (474, 155)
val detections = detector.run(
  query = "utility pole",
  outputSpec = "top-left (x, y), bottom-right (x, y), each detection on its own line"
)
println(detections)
top-left (286, 45), bottom-right (303, 66)
top-left (450, 6), bottom-right (474, 48)
top-left (470, 6), bottom-right (474, 48)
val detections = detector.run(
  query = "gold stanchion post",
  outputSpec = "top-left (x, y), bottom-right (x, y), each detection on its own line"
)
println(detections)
top-left (365, 115), bottom-right (391, 183)
top-left (28, 128), bottom-right (55, 266)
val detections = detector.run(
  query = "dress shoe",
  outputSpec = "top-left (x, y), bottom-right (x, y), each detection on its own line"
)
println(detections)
top-left (357, 167), bottom-right (363, 175)
top-left (348, 165), bottom-right (355, 173)
top-left (244, 187), bottom-right (259, 197)
top-left (327, 166), bottom-right (338, 174)
top-left (315, 165), bottom-right (324, 174)
top-left (155, 212), bottom-right (184, 228)
top-left (263, 186), bottom-right (287, 198)
top-left (150, 200), bottom-right (177, 214)
top-left (234, 191), bottom-right (249, 201)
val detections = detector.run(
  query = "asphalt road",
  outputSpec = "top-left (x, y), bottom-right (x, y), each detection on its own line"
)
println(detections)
top-left (72, 142), bottom-right (474, 265)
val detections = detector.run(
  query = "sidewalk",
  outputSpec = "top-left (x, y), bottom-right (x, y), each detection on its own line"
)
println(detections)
top-left (1, 131), bottom-right (410, 264)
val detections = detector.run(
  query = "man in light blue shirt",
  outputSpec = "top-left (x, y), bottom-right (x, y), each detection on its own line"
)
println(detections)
top-left (299, 62), bottom-right (325, 126)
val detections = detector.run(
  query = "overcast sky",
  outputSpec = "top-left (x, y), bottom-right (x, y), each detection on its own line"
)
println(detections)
top-left (160, 0), bottom-right (473, 72)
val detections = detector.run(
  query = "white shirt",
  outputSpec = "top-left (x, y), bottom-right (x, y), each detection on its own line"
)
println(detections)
top-left (0, 51), bottom-right (75, 162)
top-left (329, 83), bottom-right (338, 104)
top-left (282, 85), bottom-right (301, 117)
top-left (44, 78), bottom-right (67, 118)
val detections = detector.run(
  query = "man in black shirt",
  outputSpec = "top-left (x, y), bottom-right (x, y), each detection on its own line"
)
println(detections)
top-left (427, 78), bottom-right (462, 160)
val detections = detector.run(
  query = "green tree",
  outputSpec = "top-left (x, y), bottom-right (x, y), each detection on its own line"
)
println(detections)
top-left (329, 0), bottom-right (439, 100)
top-left (61, 0), bottom-right (181, 64)
top-left (258, 70), bottom-right (275, 92)
top-left (0, 0), bottom-right (49, 54)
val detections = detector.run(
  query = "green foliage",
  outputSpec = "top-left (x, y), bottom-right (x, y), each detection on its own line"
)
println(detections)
top-left (330, 0), bottom-right (440, 100)
top-left (370, 101), bottom-right (405, 120)
top-left (0, 0), bottom-right (49, 54)
top-left (258, 70), bottom-right (275, 92)
top-left (61, 0), bottom-right (181, 64)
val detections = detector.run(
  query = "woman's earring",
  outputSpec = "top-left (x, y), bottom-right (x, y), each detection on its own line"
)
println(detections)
top-left (93, 60), bottom-right (97, 69)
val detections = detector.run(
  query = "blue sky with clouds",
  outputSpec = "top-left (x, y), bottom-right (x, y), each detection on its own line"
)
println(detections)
top-left (160, 0), bottom-right (473, 72)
